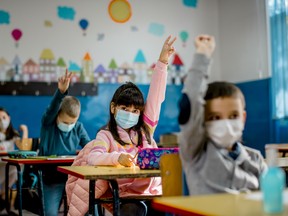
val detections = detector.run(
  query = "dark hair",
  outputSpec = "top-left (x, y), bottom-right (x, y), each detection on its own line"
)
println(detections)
top-left (204, 81), bottom-right (246, 108)
top-left (0, 107), bottom-right (20, 140)
top-left (107, 82), bottom-right (151, 146)
top-left (59, 96), bottom-right (81, 118)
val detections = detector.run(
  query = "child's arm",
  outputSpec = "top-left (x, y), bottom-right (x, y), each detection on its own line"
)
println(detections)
top-left (41, 69), bottom-right (72, 126)
top-left (144, 36), bottom-right (176, 131)
top-left (78, 123), bottom-right (91, 148)
top-left (87, 131), bottom-right (123, 166)
top-left (179, 35), bottom-right (215, 162)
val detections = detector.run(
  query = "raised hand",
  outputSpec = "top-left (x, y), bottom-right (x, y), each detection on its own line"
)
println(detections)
top-left (19, 124), bottom-right (28, 139)
top-left (118, 153), bottom-right (134, 167)
top-left (194, 34), bottom-right (215, 58)
top-left (159, 35), bottom-right (177, 64)
top-left (58, 69), bottom-right (72, 94)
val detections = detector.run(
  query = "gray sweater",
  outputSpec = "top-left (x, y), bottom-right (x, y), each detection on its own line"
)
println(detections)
top-left (179, 54), bottom-right (267, 195)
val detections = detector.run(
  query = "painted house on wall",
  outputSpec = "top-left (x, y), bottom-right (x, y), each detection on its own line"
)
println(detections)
top-left (39, 49), bottom-right (56, 82)
top-left (94, 64), bottom-right (106, 83)
top-left (133, 50), bottom-right (148, 84)
top-left (11, 55), bottom-right (22, 81)
top-left (82, 52), bottom-right (94, 83)
top-left (0, 58), bottom-right (10, 81)
top-left (22, 58), bottom-right (40, 81)
top-left (170, 53), bottom-right (185, 85)
top-left (56, 57), bottom-right (66, 79)
top-left (68, 61), bottom-right (81, 82)
top-left (107, 59), bottom-right (118, 83)
top-left (118, 62), bottom-right (135, 83)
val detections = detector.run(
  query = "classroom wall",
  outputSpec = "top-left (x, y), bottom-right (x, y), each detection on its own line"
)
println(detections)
top-left (0, 0), bottom-right (277, 153)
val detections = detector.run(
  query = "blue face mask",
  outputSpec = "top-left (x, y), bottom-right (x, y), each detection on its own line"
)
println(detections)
top-left (115, 109), bottom-right (139, 129)
top-left (57, 122), bottom-right (76, 132)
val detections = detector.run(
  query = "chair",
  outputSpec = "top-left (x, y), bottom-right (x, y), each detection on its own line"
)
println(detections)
top-left (159, 153), bottom-right (183, 196)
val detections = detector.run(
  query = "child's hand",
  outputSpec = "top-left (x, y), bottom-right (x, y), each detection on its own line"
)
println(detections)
top-left (118, 153), bottom-right (134, 167)
top-left (159, 35), bottom-right (177, 64)
top-left (58, 69), bottom-right (72, 94)
top-left (194, 34), bottom-right (215, 58)
top-left (19, 124), bottom-right (28, 133)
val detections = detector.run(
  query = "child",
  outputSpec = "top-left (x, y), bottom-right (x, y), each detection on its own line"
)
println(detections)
top-left (0, 107), bottom-right (28, 213)
top-left (39, 71), bottom-right (91, 216)
top-left (178, 34), bottom-right (267, 195)
top-left (66, 35), bottom-right (177, 216)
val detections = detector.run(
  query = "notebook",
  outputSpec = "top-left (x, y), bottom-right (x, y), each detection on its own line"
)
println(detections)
top-left (136, 147), bottom-right (179, 169)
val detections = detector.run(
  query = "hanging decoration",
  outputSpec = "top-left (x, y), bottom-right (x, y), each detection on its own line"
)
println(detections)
top-left (79, 19), bottom-right (89, 36)
top-left (11, 28), bottom-right (23, 48)
top-left (179, 31), bottom-right (189, 47)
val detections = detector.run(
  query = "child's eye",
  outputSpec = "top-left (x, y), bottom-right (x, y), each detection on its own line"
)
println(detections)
top-left (133, 110), bottom-right (140, 114)
top-left (208, 115), bottom-right (221, 121)
top-left (229, 114), bottom-right (239, 119)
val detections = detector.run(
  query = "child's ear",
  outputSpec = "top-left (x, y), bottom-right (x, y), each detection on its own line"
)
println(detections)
top-left (242, 111), bottom-right (247, 124)
top-left (110, 102), bottom-right (115, 114)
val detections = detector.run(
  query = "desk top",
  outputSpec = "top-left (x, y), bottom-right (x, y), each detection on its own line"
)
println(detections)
top-left (57, 165), bottom-right (161, 180)
top-left (266, 144), bottom-right (288, 151)
top-left (0, 152), bottom-right (8, 157)
top-left (2, 157), bottom-right (75, 164)
top-left (152, 192), bottom-right (288, 216)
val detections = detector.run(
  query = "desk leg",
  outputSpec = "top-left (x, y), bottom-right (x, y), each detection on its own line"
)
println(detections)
top-left (5, 163), bottom-right (22, 216)
top-left (89, 180), bottom-right (95, 216)
top-left (37, 169), bottom-right (45, 216)
top-left (109, 180), bottom-right (120, 216)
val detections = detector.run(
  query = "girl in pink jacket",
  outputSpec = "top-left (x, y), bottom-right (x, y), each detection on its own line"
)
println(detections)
top-left (66, 35), bottom-right (177, 216)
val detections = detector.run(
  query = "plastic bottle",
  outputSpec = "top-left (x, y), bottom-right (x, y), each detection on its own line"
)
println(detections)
top-left (260, 148), bottom-right (286, 213)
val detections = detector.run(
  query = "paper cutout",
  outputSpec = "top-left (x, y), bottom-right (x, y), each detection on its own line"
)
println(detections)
top-left (179, 31), bottom-right (189, 47)
top-left (97, 33), bottom-right (105, 41)
top-left (44, 20), bottom-right (53, 27)
top-left (108, 0), bottom-right (132, 23)
top-left (79, 19), bottom-right (89, 36)
top-left (57, 6), bottom-right (75, 20)
top-left (0, 10), bottom-right (10, 24)
top-left (11, 29), bottom-right (23, 48)
top-left (131, 26), bottom-right (138, 31)
top-left (183, 0), bottom-right (198, 8)
top-left (134, 50), bottom-right (146, 63)
top-left (148, 23), bottom-right (164, 36)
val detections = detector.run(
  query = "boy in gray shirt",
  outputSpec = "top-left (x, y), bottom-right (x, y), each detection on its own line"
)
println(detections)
top-left (178, 34), bottom-right (267, 195)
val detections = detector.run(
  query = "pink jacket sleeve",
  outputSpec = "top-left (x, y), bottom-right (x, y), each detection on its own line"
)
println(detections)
top-left (143, 61), bottom-right (167, 130)
top-left (87, 131), bottom-right (122, 166)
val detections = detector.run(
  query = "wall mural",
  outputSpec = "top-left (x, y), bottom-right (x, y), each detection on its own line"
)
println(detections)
top-left (0, 0), bottom-right (198, 95)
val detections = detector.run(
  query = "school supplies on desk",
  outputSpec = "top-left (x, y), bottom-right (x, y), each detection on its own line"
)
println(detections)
top-left (8, 150), bottom-right (37, 158)
top-left (136, 147), bottom-right (179, 169)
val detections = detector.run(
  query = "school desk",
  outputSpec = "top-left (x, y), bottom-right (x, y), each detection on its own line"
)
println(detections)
top-left (152, 191), bottom-right (288, 216)
top-left (57, 165), bottom-right (161, 216)
top-left (265, 144), bottom-right (288, 157)
top-left (0, 152), bottom-right (8, 157)
top-left (1, 156), bottom-right (75, 216)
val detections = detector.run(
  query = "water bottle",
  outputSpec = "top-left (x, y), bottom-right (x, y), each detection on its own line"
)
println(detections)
top-left (260, 148), bottom-right (286, 213)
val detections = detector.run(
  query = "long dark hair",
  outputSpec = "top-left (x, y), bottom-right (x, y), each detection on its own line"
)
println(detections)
top-left (107, 82), bottom-right (151, 146)
top-left (0, 107), bottom-right (20, 140)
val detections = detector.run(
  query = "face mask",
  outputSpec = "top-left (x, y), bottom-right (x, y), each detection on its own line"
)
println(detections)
top-left (0, 119), bottom-right (10, 130)
top-left (205, 119), bottom-right (244, 149)
top-left (115, 109), bottom-right (139, 129)
top-left (57, 122), bottom-right (76, 133)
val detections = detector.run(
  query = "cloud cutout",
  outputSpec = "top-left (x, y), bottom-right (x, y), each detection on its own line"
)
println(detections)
top-left (57, 6), bottom-right (75, 20)
top-left (148, 23), bottom-right (165, 36)
top-left (0, 10), bottom-right (10, 25)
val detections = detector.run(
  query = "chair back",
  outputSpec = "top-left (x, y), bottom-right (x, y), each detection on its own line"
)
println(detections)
top-left (160, 153), bottom-right (183, 196)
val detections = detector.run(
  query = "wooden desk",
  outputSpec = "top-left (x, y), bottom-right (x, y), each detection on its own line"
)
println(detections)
top-left (265, 144), bottom-right (288, 157)
top-left (0, 152), bottom-right (8, 157)
top-left (152, 192), bottom-right (288, 216)
top-left (57, 166), bottom-right (161, 216)
top-left (1, 157), bottom-right (75, 216)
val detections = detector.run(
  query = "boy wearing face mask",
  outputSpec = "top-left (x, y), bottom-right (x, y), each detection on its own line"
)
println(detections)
top-left (39, 70), bottom-right (90, 216)
top-left (178, 35), bottom-right (267, 195)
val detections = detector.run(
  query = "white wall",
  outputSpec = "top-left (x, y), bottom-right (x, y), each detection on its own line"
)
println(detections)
top-left (218, 0), bottom-right (269, 83)
top-left (0, 0), bottom-right (270, 83)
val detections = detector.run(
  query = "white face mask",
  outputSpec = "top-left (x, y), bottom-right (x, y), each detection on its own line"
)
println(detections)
top-left (205, 119), bottom-right (244, 149)
top-left (0, 119), bottom-right (10, 130)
